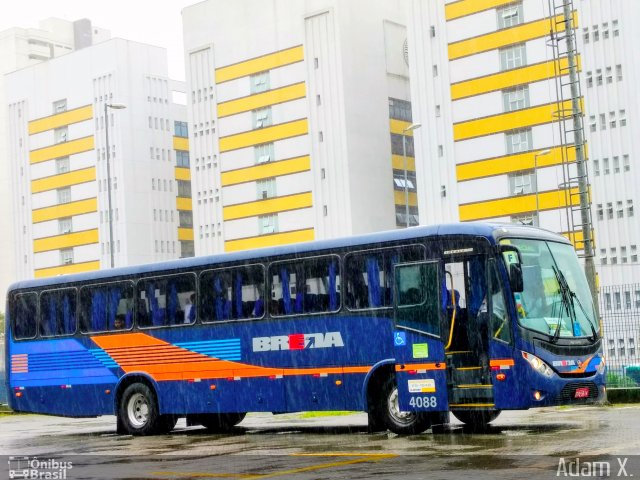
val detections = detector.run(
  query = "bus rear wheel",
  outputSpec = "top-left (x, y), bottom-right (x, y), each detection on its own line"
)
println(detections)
top-left (118, 382), bottom-right (175, 435)
top-left (451, 409), bottom-right (500, 429)
top-left (197, 412), bottom-right (247, 432)
top-left (376, 376), bottom-right (431, 435)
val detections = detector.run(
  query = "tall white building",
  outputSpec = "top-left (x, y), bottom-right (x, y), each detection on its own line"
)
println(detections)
top-left (5, 38), bottom-right (194, 279)
top-left (182, 0), bottom-right (432, 254)
top-left (0, 18), bottom-right (109, 304)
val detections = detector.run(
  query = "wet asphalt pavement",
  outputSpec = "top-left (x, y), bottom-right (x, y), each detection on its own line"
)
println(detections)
top-left (1, 406), bottom-right (639, 479)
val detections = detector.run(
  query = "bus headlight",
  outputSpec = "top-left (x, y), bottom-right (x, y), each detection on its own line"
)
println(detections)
top-left (522, 351), bottom-right (554, 378)
top-left (596, 355), bottom-right (606, 374)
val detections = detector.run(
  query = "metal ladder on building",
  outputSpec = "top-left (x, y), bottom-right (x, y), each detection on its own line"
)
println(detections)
top-left (546, 0), bottom-right (594, 255)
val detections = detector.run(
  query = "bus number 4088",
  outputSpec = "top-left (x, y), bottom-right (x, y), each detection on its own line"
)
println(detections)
top-left (409, 396), bottom-right (437, 408)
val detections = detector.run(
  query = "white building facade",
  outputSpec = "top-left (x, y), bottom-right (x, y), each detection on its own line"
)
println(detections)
top-left (5, 38), bottom-right (193, 279)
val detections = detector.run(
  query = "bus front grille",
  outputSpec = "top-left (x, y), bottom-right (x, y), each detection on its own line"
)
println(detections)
top-left (557, 381), bottom-right (599, 403)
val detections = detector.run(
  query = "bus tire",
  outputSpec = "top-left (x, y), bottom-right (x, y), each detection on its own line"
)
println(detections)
top-left (378, 376), bottom-right (431, 435)
top-left (198, 412), bottom-right (246, 432)
top-left (118, 382), bottom-right (163, 436)
top-left (451, 409), bottom-right (500, 429)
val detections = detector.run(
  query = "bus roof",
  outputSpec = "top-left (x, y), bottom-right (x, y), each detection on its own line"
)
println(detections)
top-left (8, 222), bottom-right (569, 292)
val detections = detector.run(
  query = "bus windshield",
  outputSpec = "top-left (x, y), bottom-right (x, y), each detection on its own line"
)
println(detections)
top-left (501, 238), bottom-right (598, 341)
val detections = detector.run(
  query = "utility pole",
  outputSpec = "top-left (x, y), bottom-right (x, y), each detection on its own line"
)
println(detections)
top-left (561, 0), bottom-right (599, 317)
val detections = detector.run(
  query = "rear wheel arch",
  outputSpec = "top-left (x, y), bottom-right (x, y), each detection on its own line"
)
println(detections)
top-left (114, 373), bottom-right (160, 414)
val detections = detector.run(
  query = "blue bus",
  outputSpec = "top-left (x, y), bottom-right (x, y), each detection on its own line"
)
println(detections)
top-left (4, 223), bottom-right (605, 435)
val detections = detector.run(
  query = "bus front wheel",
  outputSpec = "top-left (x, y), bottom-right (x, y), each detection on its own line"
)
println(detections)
top-left (118, 382), bottom-right (175, 435)
top-left (451, 409), bottom-right (501, 429)
top-left (376, 376), bottom-right (431, 435)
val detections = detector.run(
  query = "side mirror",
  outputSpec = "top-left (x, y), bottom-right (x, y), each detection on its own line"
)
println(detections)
top-left (509, 263), bottom-right (524, 293)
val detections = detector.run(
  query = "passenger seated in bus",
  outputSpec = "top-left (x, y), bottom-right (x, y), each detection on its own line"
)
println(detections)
top-left (184, 293), bottom-right (196, 323)
top-left (114, 314), bottom-right (126, 330)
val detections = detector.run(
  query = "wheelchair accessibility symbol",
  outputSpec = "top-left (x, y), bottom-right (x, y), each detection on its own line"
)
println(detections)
top-left (393, 331), bottom-right (406, 347)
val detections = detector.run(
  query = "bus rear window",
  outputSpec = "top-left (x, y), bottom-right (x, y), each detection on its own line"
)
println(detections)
top-left (137, 274), bottom-right (197, 328)
top-left (79, 282), bottom-right (135, 333)
top-left (12, 293), bottom-right (37, 340)
top-left (200, 264), bottom-right (265, 322)
top-left (40, 289), bottom-right (77, 337)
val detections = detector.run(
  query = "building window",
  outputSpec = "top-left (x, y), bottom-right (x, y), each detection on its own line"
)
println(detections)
top-left (596, 204), bottom-right (603, 221)
top-left (610, 111), bottom-right (616, 128)
top-left (53, 99), bottom-right (67, 113)
top-left (499, 44), bottom-right (527, 71)
top-left (603, 22), bottom-right (609, 39)
top-left (253, 107), bottom-right (272, 128)
top-left (179, 210), bottom-right (193, 228)
top-left (583, 27), bottom-right (589, 44)
top-left (56, 157), bottom-right (70, 174)
top-left (603, 157), bottom-right (610, 174)
top-left (395, 205), bottom-right (419, 227)
top-left (614, 292), bottom-right (622, 310)
top-left (606, 66), bottom-right (613, 84)
top-left (593, 159), bottom-right (600, 176)
top-left (58, 217), bottom-right (72, 234)
top-left (511, 213), bottom-right (538, 227)
top-left (509, 171), bottom-right (536, 195)
top-left (177, 180), bottom-right (192, 197)
top-left (611, 247), bottom-right (618, 265)
top-left (623, 154), bottom-right (630, 172)
top-left (391, 133), bottom-right (415, 157)
top-left (613, 156), bottom-right (620, 173)
top-left (497, 1), bottom-right (523, 29)
top-left (599, 113), bottom-right (606, 130)
top-left (255, 143), bottom-right (274, 164)
top-left (600, 248), bottom-right (607, 265)
top-left (60, 248), bottom-right (73, 265)
top-left (393, 170), bottom-right (417, 191)
top-left (592, 25), bottom-right (599, 42)
top-left (619, 109), bottom-right (626, 126)
top-left (621, 246), bottom-right (628, 264)
top-left (618, 201), bottom-right (625, 218)
top-left (250, 71), bottom-right (270, 94)
top-left (258, 214), bottom-right (278, 234)
top-left (613, 19), bottom-right (619, 37)
top-left (174, 121), bottom-right (188, 137)
top-left (54, 127), bottom-right (68, 144)
top-left (616, 64), bottom-right (623, 81)
top-left (176, 150), bottom-right (190, 167)
top-left (586, 71), bottom-right (593, 88)
top-left (628, 199), bottom-right (634, 217)
top-left (605, 293), bottom-right (612, 310)
top-left (502, 85), bottom-right (530, 112)
top-left (505, 128), bottom-right (532, 154)
top-left (257, 178), bottom-right (277, 199)
top-left (389, 98), bottom-right (412, 122)
top-left (57, 187), bottom-right (71, 204)
top-left (596, 69), bottom-right (602, 85)
top-left (631, 245), bottom-right (638, 263)
top-left (607, 202), bottom-right (613, 219)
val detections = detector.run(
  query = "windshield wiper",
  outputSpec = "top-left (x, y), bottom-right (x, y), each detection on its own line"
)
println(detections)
top-left (551, 266), bottom-right (598, 344)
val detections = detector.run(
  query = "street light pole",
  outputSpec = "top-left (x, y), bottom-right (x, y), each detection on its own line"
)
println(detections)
top-left (402, 123), bottom-right (421, 228)
top-left (104, 102), bottom-right (126, 268)
top-left (533, 148), bottom-right (551, 224)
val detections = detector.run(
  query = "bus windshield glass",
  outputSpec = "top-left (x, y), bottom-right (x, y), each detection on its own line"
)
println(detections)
top-left (500, 238), bottom-right (598, 340)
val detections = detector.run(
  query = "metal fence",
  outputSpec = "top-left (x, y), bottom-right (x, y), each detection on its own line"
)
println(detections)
top-left (599, 284), bottom-right (640, 388)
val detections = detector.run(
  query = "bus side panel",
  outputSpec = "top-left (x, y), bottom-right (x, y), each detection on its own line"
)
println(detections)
top-left (489, 339), bottom-right (530, 409)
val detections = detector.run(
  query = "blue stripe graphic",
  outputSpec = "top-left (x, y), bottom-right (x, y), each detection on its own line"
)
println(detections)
top-left (175, 339), bottom-right (241, 361)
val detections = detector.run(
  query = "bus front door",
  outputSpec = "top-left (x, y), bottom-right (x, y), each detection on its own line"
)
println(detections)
top-left (393, 261), bottom-right (449, 416)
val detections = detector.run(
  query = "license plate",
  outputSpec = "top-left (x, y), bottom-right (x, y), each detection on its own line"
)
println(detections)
top-left (574, 387), bottom-right (589, 399)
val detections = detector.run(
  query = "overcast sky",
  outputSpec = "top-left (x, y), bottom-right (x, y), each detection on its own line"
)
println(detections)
top-left (1, 0), bottom-right (197, 80)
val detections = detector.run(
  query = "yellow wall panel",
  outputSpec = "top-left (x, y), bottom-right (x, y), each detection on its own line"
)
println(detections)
top-left (32, 198), bottom-right (97, 223)
top-left (389, 119), bottom-right (416, 136)
top-left (215, 45), bottom-right (304, 83)
top-left (445, 0), bottom-right (515, 21)
top-left (221, 156), bottom-right (310, 186)
top-left (218, 82), bottom-right (306, 118)
top-left (31, 167), bottom-right (96, 193)
top-left (456, 145), bottom-right (576, 181)
top-left (28, 105), bottom-right (93, 135)
top-left (174, 167), bottom-right (191, 181)
top-left (448, 12), bottom-right (575, 60)
top-left (178, 228), bottom-right (194, 241)
top-left (173, 137), bottom-right (189, 151)
top-left (459, 187), bottom-right (579, 221)
top-left (33, 229), bottom-right (99, 253)
top-left (225, 228), bottom-right (314, 252)
top-left (219, 119), bottom-right (308, 153)
top-left (391, 154), bottom-right (416, 171)
top-left (453, 99), bottom-right (574, 141)
top-left (393, 190), bottom-right (418, 207)
top-left (176, 197), bottom-right (193, 211)
top-left (34, 260), bottom-right (100, 279)
top-left (223, 192), bottom-right (312, 221)
top-left (451, 57), bottom-right (579, 100)
top-left (30, 136), bottom-right (95, 165)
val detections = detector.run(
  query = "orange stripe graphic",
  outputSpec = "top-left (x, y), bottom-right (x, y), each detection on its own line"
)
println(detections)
top-left (490, 358), bottom-right (515, 367)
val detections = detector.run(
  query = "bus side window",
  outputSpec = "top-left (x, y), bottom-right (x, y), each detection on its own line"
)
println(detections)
top-left (137, 274), bottom-right (197, 327)
top-left (201, 264), bottom-right (265, 322)
top-left (79, 282), bottom-right (134, 333)
top-left (12, 293), bottom-right (38, 340)
top-left (39, 289), bottom-right (77, 337)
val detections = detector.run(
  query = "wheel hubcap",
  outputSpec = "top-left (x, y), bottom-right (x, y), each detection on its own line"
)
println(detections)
top-left (127, 392), bottom-right (150, 428)
top-left (388, 387), bottom-right (416, 425)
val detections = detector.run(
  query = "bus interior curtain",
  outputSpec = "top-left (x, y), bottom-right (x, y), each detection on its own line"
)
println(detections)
top-left (295, 267), bottom-right (304, 313)
top-left (167, 281), bottom-right (178, 324)
top-left (280, 267), bottom-right (291, 314)
top-left (62, 293), bottom-right (73, 334)
top-left (91, 289), bottom-right (106, 331)
top-left (367, 256), bottom-right (381, 308)
top-left (108, 287), bottom-right (121, 329)
top-left (235, 272), bottom-right (243, 318)
top-left (388, 253), bottom-right (399, 305)
top-left (328, 260), bottom-right (337, 310)
top-left (46, 295), bottom-right (57, 336)
top-left (468, 256), bottom-right (487, 317)
top-left (214, 276), bottom-right (225, 320)
top-left (147, 283), bottom-right (163, 326)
